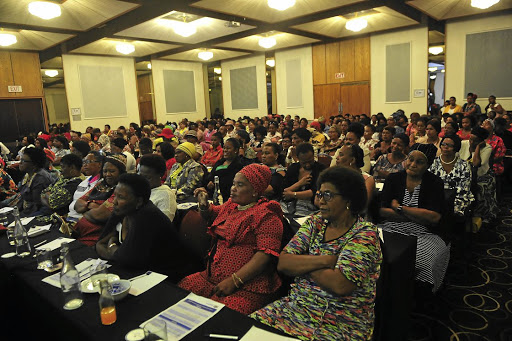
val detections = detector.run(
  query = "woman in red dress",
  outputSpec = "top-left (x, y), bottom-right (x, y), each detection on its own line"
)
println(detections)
top-left (179, 164), bottom-right (284, 314)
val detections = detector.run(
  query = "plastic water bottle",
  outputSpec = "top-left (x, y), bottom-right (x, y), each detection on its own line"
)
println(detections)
top-left (13, 207), bottom-right (31, 257)
top-left (213, 176), bottom-right (223, 205)
top-left (60, 243), bottom-right (84, 310)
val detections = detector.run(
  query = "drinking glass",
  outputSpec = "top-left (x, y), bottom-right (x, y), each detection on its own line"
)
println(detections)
top-left (89, 263), bottom-right (108, 292)
top-left (143, 320), bottom-right (168, 341)
top-left (36, 248), bottom-right (53, 269)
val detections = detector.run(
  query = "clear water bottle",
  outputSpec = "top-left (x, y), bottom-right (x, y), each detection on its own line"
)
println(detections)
top-left (13, 207), bottom-right (31, 257)
top-left (99, 279), bottom-right (117, 325)
top-left (60, 243), bottom-right (84, 310)
top-left (213, 175), bottom-right (223, 205)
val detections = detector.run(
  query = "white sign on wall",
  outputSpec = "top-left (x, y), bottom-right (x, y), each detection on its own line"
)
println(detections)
top-left (7, 85), bottom-right (22, 93)
top-left (413, 89), bottom-right (425, 98)
top-left (71, 108), bottom-right (81, 115)
top-left (335, 72), bottom-right (345, 79)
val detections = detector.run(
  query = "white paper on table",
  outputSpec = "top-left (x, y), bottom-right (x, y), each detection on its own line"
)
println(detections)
top-left (36, 237), bottom-right (75, 251)
top-left (42, 258), bottom-right (108, 288)
top-left (27, 224), bottom-right (51, 237)
top-left (378, 227), bottom-right (384, 243)
top-left (375, 182), bottom-right (384, 191)
top-left (294, 216), bottom-right (309, 226)
top-left (241, 326), bottom-right (299, 340)
top-left (8, 216), bottom-right (35, 227)
top-left (0, 207), bottom-right (14, 214)
top-left (140, 293), bottom-right (224, 341)
top-left (129, 272), bottom-right (168, 296)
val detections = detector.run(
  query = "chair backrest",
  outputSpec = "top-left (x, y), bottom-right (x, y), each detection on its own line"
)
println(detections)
top-left (178, 210), bottom-right (211, 262)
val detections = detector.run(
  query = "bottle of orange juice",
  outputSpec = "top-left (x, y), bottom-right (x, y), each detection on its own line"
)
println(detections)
top-left (99, 279), bottom-right (116, 325)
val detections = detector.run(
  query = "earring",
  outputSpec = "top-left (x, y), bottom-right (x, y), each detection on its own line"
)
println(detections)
top-left (346, 204), bottom-right (350, 210)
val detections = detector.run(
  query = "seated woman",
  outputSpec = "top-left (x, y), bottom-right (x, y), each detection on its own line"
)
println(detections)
top-left (204, 138), bottom-right (243, 202)
top-left (51, 135), bottom-right (71, 167)
top-left (371, 126), bottom-right (394, 160)
top-left (179, 164), bottom-right (284, 314)
top-left (372, 133), bottom-right (409, 181)
top-left (16, 147), bottom-right (54, 217)
top-left (0, 166), bottom-right (17, 203)
top-left (424, 119), bottom-right (442, 156)
top-left (429, 134), bottom-right (474, 219)
top-left (285, 128), bottom-right (314, 165)
top-left (38, 153), bottom-right (83, 219)
top-left (68, 151), bottom-right (104, 221)
top-left (201, 132), bottom-right (224, 167)
top-left (321, 126), bottom-right (342, 156)
top-left (252, 166), bottom-right (382, 341)
top-left (409, 117), bottom-right (428, 146)
top-left (482, 118), bottom-right (506, 177)
top-left (155, 141), bottom-right (176, 181)
top-left (336, 144), bottom-right (376, 205)
top-left (459, 127), bottom-right (497, 228)
top-left (457, 115), bottom-right (474, 141)
top-left (439, 121), bottom-right (459, 139)
top-left (165, 142), bottom-right (204, 200)
top-left (360, 124), bottom-right (379, 153)
top-left (249, 125), bottom-right (266, 154)
top-left (63, 154), bottom-right (126, 246)
top-left (282, 143), bottom-right (326, 216)
top-left (96, 174), bottom-right (190, 282)
top-left (261, 143), bottom-right (286, 201)
top-left (379, 144), bottom-right (449, 292)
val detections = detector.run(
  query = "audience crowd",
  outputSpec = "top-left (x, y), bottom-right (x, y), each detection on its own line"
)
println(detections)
top-left (1, 93), bottom-right (510, 340)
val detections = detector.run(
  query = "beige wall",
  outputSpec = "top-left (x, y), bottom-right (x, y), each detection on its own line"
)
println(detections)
top-left (221, 54), bottom-right (267, 119)
top-left (445, 13), bottom-right (512, 111)
top-left (44, 88), bottom-right (69, 125)
top-left (371, 26), bottom-right (428, 116)
top-left (62, 54), bottom-right (139, 132)
top-left (275, 46), bottom-right (315, 120)
top-left (151, 59), bottom-right (206, 123)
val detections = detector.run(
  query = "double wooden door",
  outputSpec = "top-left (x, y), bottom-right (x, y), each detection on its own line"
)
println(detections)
top-left (0, 99), bottom-right (46, 143)
top-left (314, 83), bottom-right (370, 119)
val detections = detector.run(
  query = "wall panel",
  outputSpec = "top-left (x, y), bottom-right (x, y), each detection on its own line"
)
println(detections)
top-left (339, 40), bottom-right (355, 83)
top-left (312, 44), bottom-right (326, 85)
top-left (355, 38), bottom-right (370, 81)
top-left (10, 52), bottom-right (43, 97)
top-left (0, 52), bottom-right (15, 98)
top-left (325, 42), bottom-right (341, 84)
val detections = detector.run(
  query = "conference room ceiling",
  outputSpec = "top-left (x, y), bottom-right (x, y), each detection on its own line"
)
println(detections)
top-left (1, 0), bottom-right (510, 68)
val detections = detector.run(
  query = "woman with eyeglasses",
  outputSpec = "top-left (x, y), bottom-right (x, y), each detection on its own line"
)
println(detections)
top-left (380, 143), bottom-right (449, 292)
top-left (429, 134), bottom-right (474, 217)
top-left (67, 151), bottom-right (104, 221)
top-left (252, 166), bottom-right (382, 341)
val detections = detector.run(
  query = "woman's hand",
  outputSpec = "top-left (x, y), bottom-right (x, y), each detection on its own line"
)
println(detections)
top-left (298, 174), bottom-right (312, 187)
top-left (391, 199), bottom-right (401, 211)
top-left (196, 190), bottom-right (209, 210)
top-left (212, 276), bottom-right (238, 297)
top-left (206, 181), bottom-right (214, 190)
top-left (283, 189), bottom-right (295, 200)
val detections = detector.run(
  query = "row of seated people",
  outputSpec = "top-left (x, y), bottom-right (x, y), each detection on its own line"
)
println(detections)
top-left (0, 109), bottom-right (508, 340)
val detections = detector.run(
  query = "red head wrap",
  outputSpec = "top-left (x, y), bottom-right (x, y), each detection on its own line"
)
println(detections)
top-left (239, 164), bottom-right (271, 197)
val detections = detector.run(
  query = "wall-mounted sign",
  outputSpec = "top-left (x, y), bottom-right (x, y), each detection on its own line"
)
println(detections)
top-left (413, 89), bottom-right (425, 98)
top-left (335, 72), bottom-right (345, 79)
top-left (71, 108), bottom-right (81, 115)
top-left (7, 85), bottom-right (22, 93)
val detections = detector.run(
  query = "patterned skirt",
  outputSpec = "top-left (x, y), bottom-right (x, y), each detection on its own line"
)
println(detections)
top-left (474, 172), bottom-right (498, 223)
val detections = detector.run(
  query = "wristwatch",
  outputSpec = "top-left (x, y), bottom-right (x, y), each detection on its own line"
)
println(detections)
top-left (396, 205), bottom-right (403, 213)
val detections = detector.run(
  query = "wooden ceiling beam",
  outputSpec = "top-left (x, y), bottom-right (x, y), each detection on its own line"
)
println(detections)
top-left (39, 0), bottom-right (185, 63)
top-left (0, 22), bottom-right (80, 35)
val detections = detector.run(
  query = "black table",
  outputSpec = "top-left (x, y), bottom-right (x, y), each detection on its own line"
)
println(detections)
top-left (0, 227), bottom-right (291, 341)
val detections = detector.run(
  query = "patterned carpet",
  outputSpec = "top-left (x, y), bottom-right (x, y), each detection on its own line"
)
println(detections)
top-left (409, 194), bottom-right (512, 341)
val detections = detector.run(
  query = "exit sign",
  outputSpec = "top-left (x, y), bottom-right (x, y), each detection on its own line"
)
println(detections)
top-left (7, 85), bottom-right (23, 93)
top-left (335, 72), bottom-right (345, 79)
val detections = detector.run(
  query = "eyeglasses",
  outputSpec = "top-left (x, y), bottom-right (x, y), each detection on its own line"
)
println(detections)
top-left (20, 159), bottom-right (32, 163)
top-left (315, 191), bottom-right (343, 202)
top-left (440, 142), bottom-right (454, 148)
top-left (83, 159), bottom-right (100, 164)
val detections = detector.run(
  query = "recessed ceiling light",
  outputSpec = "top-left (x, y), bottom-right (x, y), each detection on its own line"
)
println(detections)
top-left (198, 51), bottom-right (213, 61)
top-left (116, 43), bottom-right (135, 55)
top-left (259, 37), bottom-right (276, 49)
top-left (345, 18), bottom-right (368, 32)
top-left (428, 67), bottom-right (438, 72)
top-left (0, 33), bottom-right (17, 47)
top-left (28, 1), bottom-right (62, 20)
top-left (471, 0), bottom-right (500, 9)
top-left (266, 59), bottom-right (275, 67)
top-left (45, 70), bottom-right (58, 77)
top-left (441, 69), bottom-right (445, 73)
top-left (147, 63), bottom-right (152, 69)
top-left (430, 75), bottom-right (437, 79)
top-left (267, 0), bottom-right (296, 11)
top-left (429, 46), bottom-right (444, 55)
top-left (214, 67), bottom-right (221, 74)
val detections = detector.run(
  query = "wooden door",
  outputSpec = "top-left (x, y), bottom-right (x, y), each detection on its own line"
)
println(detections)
top-left (340, 83), bottom-right (370, 116)
top-left (137, 74), bottom-right (154, 124)
top-left (0, 99), bottom-right (45, 142)
top-left (314, 84), bottom-right (341, 119)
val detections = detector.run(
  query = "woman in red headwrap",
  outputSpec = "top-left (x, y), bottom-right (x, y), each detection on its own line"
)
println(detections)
top-left (179, 164), bottom-right (284, 314)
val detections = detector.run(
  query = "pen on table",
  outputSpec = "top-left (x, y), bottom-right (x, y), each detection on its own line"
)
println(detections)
top-left (206, 334), bottom-right (239, 340)
top-left (34, 240), bottom-right (47, 248)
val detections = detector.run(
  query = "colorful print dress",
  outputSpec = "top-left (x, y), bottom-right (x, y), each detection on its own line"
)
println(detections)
top-left (251, 214), bottom-right (382, 341)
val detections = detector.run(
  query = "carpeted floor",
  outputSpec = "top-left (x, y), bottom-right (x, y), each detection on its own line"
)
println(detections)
top-left (408, 194), bottom-right (512, 341)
